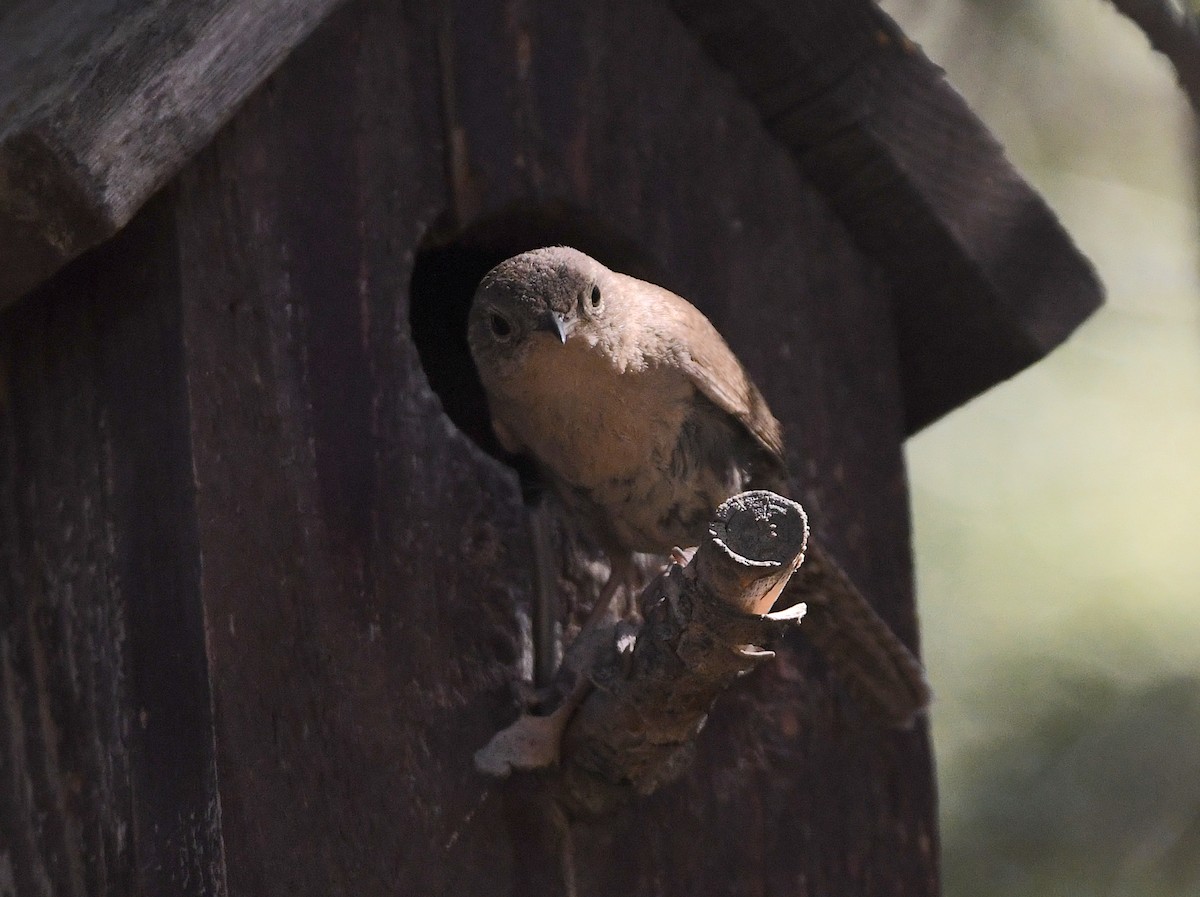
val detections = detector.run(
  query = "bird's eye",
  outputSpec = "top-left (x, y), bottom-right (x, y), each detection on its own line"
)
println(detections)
top-left (589, 285), bottom-right (602, 309)
top-left (489, 313), bottom-right (513, 339)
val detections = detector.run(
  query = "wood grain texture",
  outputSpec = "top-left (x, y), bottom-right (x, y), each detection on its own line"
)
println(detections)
top-left (0, 197), bottom-right (225, 896)
top-left (2, 0), bottom-right (1112, 891)
top-left (174, 6), bottom-right (531, 894)
top-left (560, 492), bottom-right (810, 817)
top-left (0, 0), bottom-right (1100, 436)
top-left (162, 0), bottom-right (936, 893)
top-left (669, 0), bottom-right (1104, 432)
top-left (449, 3), bottom-right (937, 891)
top-left (0, 0), bottom-right (345, 307)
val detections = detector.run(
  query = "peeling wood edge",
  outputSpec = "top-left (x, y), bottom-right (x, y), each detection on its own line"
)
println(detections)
top-left (0, 0), bottom-right (349, 310)
top-left (0, 129), bottom-right (116, 304)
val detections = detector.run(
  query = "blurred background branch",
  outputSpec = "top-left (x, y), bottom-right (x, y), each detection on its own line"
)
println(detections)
top-left (1107, 0), bottom-right (1200, 112)
top-left (883, 1), bottom-right (1200, 894)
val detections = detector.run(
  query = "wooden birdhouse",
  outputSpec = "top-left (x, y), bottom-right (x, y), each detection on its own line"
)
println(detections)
top-left (0, 1), bottom-right (1101, 895)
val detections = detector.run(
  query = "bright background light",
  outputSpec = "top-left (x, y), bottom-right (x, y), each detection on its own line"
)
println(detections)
top-left (883, 2), bottom-right (1200, 893)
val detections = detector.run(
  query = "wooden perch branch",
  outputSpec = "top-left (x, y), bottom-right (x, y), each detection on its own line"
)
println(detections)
top-left (475, 492), bottom-right (809, 811)
top-left (474, 487), bottom-right (932, 815)
top-left (556, 491), bottom-right (809, 816)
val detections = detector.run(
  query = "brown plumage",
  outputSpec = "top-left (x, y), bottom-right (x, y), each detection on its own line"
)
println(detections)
top-left (468, 246), bottom-right (929, 727)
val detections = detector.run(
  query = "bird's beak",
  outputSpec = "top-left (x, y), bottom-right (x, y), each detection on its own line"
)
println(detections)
top-left (535, 311), bottom-right (569, 344)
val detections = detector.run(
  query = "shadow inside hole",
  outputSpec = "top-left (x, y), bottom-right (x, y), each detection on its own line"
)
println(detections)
top-left (410, 201), bottom-right (667, 499)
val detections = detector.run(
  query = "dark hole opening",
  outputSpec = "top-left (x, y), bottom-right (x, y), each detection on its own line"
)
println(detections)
top-left (409, 201), bottom-right (666, 499)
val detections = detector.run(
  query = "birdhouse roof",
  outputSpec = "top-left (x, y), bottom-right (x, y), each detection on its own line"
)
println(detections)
top-left (0, 0), bottom-right (1101, 432)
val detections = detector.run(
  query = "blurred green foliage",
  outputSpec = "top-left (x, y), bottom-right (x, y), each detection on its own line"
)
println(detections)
top-left (882, 1), bottom-right (1200, 894)
top-left (944, 675), bottom-right (1200, 896)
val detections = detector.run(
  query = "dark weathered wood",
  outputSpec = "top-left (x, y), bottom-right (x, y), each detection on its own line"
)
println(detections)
top-left (0, 0), bottom-right (344, 307)
top-left (174, 6), bottom-right (533, 894)
top-left (669, 0), bottom-right (1104, 432)
top-left (0, 197), bottom-right (225, 896)
top-left (7, 0), bottom-right (1113, 891)
top-left (0, 0), bottom-right (1100, 439)
top-left (149, 0), bottom-right (938, 893)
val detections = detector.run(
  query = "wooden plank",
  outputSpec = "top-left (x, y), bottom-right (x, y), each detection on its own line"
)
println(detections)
top-left (170, 0), bottom-right (936, 893)
top-left (669, 0), bottom-right (1104, 432)
top-left (174, 4), bottom-right (533, 894)
top-left (463, 2), bottom-right (936, 891)
top-left (0, 196), bottom-right (225, 895)
top-left (1, 0), bottom-right (1101, 436)
top-left (0, 0), bottom-right (345, 308)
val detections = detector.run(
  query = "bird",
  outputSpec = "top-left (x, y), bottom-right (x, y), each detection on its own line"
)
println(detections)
top-left (467, 246), bottom-right (929, 727)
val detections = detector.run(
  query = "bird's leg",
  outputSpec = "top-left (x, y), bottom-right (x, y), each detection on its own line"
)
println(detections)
top-left (528, 497), bottom-right (560, 690)
top-left (582, 551), bottom-right (633, 634)
top-left (475, 551), bottom-right (633, 776)
top-left (554, 550), bottom-right (633, 686)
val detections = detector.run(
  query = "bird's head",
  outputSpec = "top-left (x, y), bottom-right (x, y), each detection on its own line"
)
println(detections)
top-left (468, 246), bottom-right (611, 385)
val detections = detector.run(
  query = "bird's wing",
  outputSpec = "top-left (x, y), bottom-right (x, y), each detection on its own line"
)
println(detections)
top-left (633, 277), bottom-right (787, 467)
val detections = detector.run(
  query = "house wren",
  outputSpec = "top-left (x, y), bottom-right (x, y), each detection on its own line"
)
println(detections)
top-left (467, 246), bottom-right (929, 727)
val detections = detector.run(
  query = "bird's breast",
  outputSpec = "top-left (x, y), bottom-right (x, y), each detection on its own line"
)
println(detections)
top-left (493, 339), bottom-right (748, 553)
top-left (504, 339), bottom-right (693, 488)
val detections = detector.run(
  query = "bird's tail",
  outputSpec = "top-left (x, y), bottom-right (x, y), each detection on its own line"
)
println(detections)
top-left (783, 538), bottom-right (931, 728)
